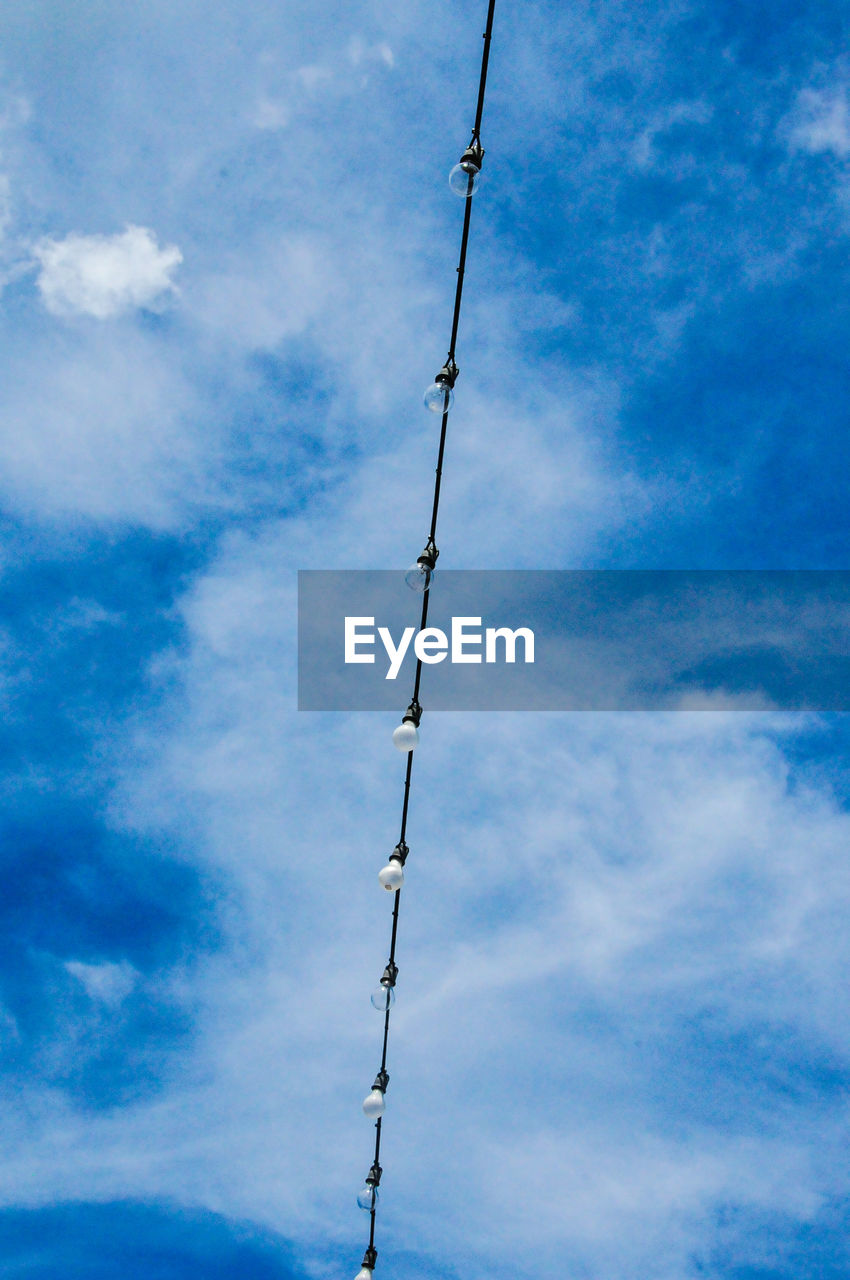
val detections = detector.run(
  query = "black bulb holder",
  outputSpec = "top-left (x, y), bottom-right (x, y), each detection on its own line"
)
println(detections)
top-left (380, 961), bottom-right (399, 988)
top-left (366, 1160), bottom-right (383, 1188)
top-left (416, 538), bottom-right (439, 572)
top-left (362, 1247), bottom-right (378, 1270)
top-left (372, 1068), bottom-right (390, 1094)
top-left (389, 840), bottom-right (409, 868)
top-left (402, 699), bottom-right (422, 728)
top-left (459, 137), bottom-right (484, 173)
top-left (434, 357), bottom-right (459, 388)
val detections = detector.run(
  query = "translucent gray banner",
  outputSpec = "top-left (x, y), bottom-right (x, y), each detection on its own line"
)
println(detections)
top-left (297, 571), bottom-right (850, 711)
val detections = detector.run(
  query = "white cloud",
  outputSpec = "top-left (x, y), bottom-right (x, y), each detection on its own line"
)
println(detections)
top-left (65, 960), bottom-right (138, 1006)
top-left (33, 224), bottom-right (182, 319)
top-left (34, 514), bottom-right (833, 1277)
top-left (787, 85), bottom-right (850, 158)
top-left (0, 326), bottom-right (209, 527)
top-left (2, 676), bottom-right (848, 1280)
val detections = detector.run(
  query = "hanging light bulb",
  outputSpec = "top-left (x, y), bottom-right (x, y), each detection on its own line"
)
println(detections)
top-left (362, 1069), bottom-right (389, 1118)
top-left (378, 861), bottom-right (404, 891)
top-left (357, 1182), bottom-right (379, 1211)
top-left (449, 138), bottom-right (484, 196)
top-left (355, 1247), bottom-right (378, 1280)
top-left (405, 538), bottom-right (439, 593)
top-left (370, 982), bottom-right (395, 1010)
top-left (391, 721), bottom-right (418, 751)
top-left (371, 962), bottom-right (398, 1010)
top-left (423, 358), bottom-right (458, 414)
top-left (392, 700), bottom-right (421, 752)
top-left (357, 1162), bottom-right (382, 1211)
top-left (378, 842), bottom-right (407, 893)
top-left (423, 381), bottom-right (453, 413)
top-left (362, 1087), bottom-right (386, 1118)
top-left (404, 560), bottom-right (431, 592)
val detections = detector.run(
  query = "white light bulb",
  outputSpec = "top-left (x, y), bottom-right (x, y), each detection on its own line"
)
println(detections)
top-left (423, 380), bottom-right (454, 413)
top-left (392, 721), bottom-right (419, 752)
top-left (449, 160), bottom-right (482, 196)
top-left (355, 1270), bottom-right (373, 1280)
top-left (371, 982), bottom-right (396, 1011)
top-left (405, 560), bottom-right (432, 592)
top-left (378, 861), bottom-right (404, 892)
top-left (357, 1183), bottom-right (378, 1211)
top-left (362, 1087), bottom-right (386, 1118)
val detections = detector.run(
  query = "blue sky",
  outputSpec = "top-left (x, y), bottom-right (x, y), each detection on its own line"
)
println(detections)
top-left (0, 0), bottom-right (850, 1277)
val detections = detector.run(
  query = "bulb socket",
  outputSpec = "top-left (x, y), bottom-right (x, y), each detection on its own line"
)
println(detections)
top-left (362, 1247), bottom-right (378, 1270)
top-left (366, 1160), bottom-right (382, 1188)
top-left (434, 358), bottom-right (459, 388)
top-left (380, 961), bottom-right (399, 988)
top-left (459, 139), bottom-right (484, 172)
top-left (372, 1068), bottom-right (390, 1094)
top-left (402, 699), bottom-right (422, 727)
top-left (417, 538), bottom-right (439, 571)
top-left (389, 841), bottom-right (409, 867)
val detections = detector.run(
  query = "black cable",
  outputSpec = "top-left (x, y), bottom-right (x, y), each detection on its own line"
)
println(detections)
top-left (355, 2), bottom-right (497, 1272)
top-left (473, 0), bottom-right (498, 140)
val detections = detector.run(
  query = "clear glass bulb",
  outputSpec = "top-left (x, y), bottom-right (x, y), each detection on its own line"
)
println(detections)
top-left (355, 1270), bottom-right (373, 1280)
top-left (423, 380), bottom-right (454, 413)
top-left (392, 721), bottom-right (419, 752)
top-left (378, 861), bottom-right (404, 892)
top-left (405, 560), bottom-right (433, 592)
top-left (362, 1087), bottom-right (386, 1118)
top-left (371, 982), bottom-right (396, 1011)
top-left (449, 160), bottom-right (482, 196)
top-left (357, 1183), bottom-right (378, 1211)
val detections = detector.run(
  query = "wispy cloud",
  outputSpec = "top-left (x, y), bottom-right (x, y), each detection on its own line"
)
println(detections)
top-left (787, 83), bottom-right (850, 158)
top-left (65, 960), bottom-right (138, 1006)
top-left (251, 38), bottom-right (395, 131)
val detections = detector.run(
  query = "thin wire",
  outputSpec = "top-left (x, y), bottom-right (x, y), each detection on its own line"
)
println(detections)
top-left (473, 0), bottom-right (498, 140)
top-left (358, 1), bottom-right (497, 1270)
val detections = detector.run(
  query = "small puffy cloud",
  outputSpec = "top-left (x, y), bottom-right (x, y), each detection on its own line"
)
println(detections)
top-left (787, 85), bottom-right (850, 157)
top-left (65, 960), bottom-right (138, 1006)
top-left (33, 224), bottom-right (182, 319)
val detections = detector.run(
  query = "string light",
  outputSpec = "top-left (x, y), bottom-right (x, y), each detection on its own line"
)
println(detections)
top-left (377, 841), bottom-right (407, 893)
top-left (355, 1248), bottom-right (378, 1280)
top-left (362, 1069), bottom-right (389, 1119)
top-left (356, 1162), bottom-right (382, 1211)
top-left (404, 538), bottom-right (439, 594)
top-left (350, 2), bottom-right (497, 1275)
top-left (423, 359), bottom-right (459, 413)
top-left (370, 963), bottom-right (398, 1012)
top-left (449, 139), bottom-right (485, 196)
top-left (391, 700), bottom-right (422, 752)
